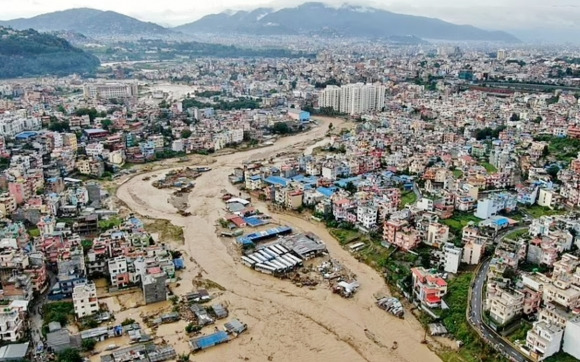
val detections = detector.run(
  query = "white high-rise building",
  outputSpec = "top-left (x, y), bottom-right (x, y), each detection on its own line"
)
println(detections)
top-left (319, 85), bottom-right (341, 111)
top-left (319, 83), bottom-right (386, 115)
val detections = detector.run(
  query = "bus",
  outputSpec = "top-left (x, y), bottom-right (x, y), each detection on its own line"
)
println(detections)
top-left (241, 256), bottom-right (256, 267)
top-left (349, 242), bottom-right (366, 252)
top-left (265, 246), bottom-right (282, 255)
top-left (285, 254), bottom-right (303, 265)
top-left (255, 264), bottom-right (276, 275)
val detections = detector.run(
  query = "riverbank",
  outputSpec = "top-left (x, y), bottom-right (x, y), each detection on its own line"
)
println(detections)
top-left (115, 116), bottom-right (441, 362)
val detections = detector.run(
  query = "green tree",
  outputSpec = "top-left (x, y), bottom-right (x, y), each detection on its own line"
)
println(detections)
top-left (101, 119), bottom-right (113, 131)
top-left (181, 129), bottom-right (192, 139)
top-left (271, 122), bottom-right (290, 135)
top-left (547, 165), bottom-right (560, 180)
top-left (82, 338), bottom-right (97, 351)
top-left (343, 181), bottom-right (357, 194)
top-left (57, 348), bottom-right (82, 362)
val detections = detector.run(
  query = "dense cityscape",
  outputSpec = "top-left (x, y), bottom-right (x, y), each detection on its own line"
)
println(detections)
top-left (1, 2), bottom-right (580, 362)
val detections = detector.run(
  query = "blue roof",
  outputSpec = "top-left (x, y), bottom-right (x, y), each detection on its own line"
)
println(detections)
top-left (264, 176), bottom-right (290, 187)
top-left (192, 331), bottom-right (229, 350)
top-left (249, 175), bottom-right (262, 181)
top-left (244, 217), bottom-right (265, 227)
top-left (335, 177), bottom-right (361, 188)
top-left (15, 131), bottom-right (37, 139)
top-left (128, 217), bottom-right (143, 228)
top-left (316, 187), bottom-right (336, 198)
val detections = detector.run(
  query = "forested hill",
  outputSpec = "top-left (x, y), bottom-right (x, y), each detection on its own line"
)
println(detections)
top-left (0, 27), bottom-right (100, 79)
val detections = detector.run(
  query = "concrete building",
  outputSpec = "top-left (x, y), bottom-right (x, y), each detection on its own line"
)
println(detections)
top-left (319, 83), bottom-right (386, 115)
top-left (563, 316), bottom-right (580, 359)
top-left (108, 257), bottom-right (129, 288)
top-left (461, 225), bottom-right (488, 265)
top-left (411, 267), bottom-right (448, 308)
top-left (0, 193), bottom-right (16, 216)
top-left (0, 306), bottom-right (23, 342)
top-left (142, 271), bottom-right (167, 305)
top-left (83, 82), bottom-right (138, 99)
top-left (537, 188), bottom-right (559, 209)
top-left (442, 243), bottom-right (462, 274)
top-left (426, 223), bottom-right (450, 248)
top-left (487, 286), bottom-right (524, 326)
top-left (72, 282), bottom-right (99, 319)
top-left (356, 205), bottom-right (378, 230)
top-left (475, 192), bottom-right (517, 219)
top-left (525, 321), bottom-right (563, 360)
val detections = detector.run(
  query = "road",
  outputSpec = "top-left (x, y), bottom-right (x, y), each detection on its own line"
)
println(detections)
top-left (469, 227), bottom-right (531, 362)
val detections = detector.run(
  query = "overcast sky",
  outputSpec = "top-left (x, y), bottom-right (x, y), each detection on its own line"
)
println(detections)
top-left (0, 0), bottom-right (578, 30)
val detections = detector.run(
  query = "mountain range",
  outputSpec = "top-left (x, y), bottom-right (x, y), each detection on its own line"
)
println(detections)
top-left (176, 3), bottom-right (519, 42)
top-left (0, 8), bottom-right (171, 38)
top-left (0, 3), bottom-right (519, 43)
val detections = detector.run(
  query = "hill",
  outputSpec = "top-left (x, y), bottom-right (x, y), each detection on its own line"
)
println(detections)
top-left (0, 27), bottom-right (100, 78)
top-left (0, 8), bottom-right (173, 39)
top-left (175, 2), bottom-right (519, 42)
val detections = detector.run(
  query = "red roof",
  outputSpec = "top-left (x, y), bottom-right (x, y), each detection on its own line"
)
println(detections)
top-left (147, 267), bottom-right (162, 274)
top-left (426, 295), bottom-right (441, 303)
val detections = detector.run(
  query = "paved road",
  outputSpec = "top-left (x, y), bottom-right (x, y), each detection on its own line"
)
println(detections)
top-left (468, 227), bottom-right (531, 362)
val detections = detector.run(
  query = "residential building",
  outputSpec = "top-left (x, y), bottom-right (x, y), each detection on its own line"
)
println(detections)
top-left (461, 225), bottom-right (488, 265)
top-left (442, 243), bottom-right (462, 274)
top-left (563, 316), bottom-right (580, 360)
top-left (486, 285), bottom-right (524, 326)
top-left (142, 270), bottom-right (167, 305)
top-left (72, 282), bottom-right (99, 318)
top-left (319, 83), bottom-right (386, 115)
top-left (426, 223), bottom-right (450, 248)
top-left (526, 321), bottom-right (563, 360)
top-left (0, 306), bottom-right (23, 342)
top-left (108, 257), bottom-right (129, 288)
top-left (474, 192), bottom-right (517, 219)
top-left (411, 267), bottom-right (448, 308)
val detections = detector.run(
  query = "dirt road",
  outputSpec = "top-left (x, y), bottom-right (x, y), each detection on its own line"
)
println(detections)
top-left (116, 117), bottom-right (441, 362)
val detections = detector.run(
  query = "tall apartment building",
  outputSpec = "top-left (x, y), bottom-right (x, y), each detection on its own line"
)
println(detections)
top-left (319, 83), bottom-right (386, 115)
top-left (83, 82), bottom-right (138, 100)
top-left (72, 282), bottom-right (99, 318)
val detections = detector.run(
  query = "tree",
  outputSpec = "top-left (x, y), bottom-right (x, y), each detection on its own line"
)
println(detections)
top-left (181, 129), bottom-right (192, 139)
top-left (121, 318), bottom-right (136, 326)
top-left (271, 122), bottom-right (291, 135)
top-left (344, 181), bottom-right (357, 194)
top-left (81, 239), bottom-right (93, 253)
top-left (328, 122), bottom-right (334, 131)
top-left (547, 165), bottom-right (560, 180)
top-left (82, 338), bottom-right (97, 351)
top-left (57, 349), bottom-right (82, 362)
top-left (101, 119), bottom-right (113, 131)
